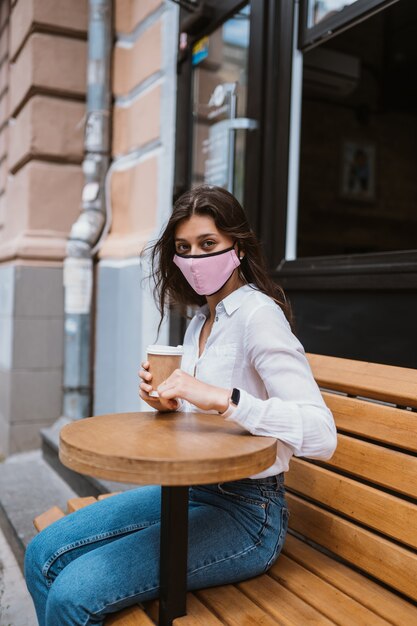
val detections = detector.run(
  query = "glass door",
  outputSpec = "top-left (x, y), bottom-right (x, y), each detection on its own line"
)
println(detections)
top-left (171, 0), bottom-right (266, 344)
top-left (190, 5), bottom-right (253, 206)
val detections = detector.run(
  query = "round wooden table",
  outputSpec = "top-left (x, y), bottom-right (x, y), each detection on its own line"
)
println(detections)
top-left (59, 411), bottom-right (277, 626)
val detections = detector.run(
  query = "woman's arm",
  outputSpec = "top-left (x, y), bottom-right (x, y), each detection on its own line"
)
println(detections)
top-left (225, 303), bottom-right (337, 460)
top-left (153, 302), bottom-right (336, 460)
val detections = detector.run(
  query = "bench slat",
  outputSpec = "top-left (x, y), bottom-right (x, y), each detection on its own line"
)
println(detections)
top-left (287, 492), bottom-right (417, 601)
top-left (98, 492), bottom-right (123, 500)
top-left (173, 594), bottom-right (224, 625)
top-left (283, 534), bottom-right (417, 626)
top-left (105, 605), bottom-right (155, 625)
top-left (269, 554), bottom-right (389, 625)
top-left (147, 596), bottom-right (225, 626)
top-left (33, 506), bottom-right (65, 532)
top-left (323, 433), bottom-right (417, 498)
top-left (307, 354), bottom-right (417, 408)
top-left (195, 585), bottom-right (282, 625)
top-left (67, 496), bottom-right (97, 513)
top-left (237, 574), bottom-right (335, 625)
top-left (324, 391), bottom-right (417, 452)
top-left (287, 458), bottom-right (417, 549)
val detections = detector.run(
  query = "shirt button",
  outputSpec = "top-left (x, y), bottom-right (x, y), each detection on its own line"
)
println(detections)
top-left (215, 316), bottom-right (219, 322)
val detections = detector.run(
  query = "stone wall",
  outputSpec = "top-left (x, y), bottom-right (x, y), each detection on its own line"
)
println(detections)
top-left (0, 0), bottom-right (87, 456)
top-left (0, 0), bottom-right (179, 452)
top-left (93, 0), bottom-right (179, 415)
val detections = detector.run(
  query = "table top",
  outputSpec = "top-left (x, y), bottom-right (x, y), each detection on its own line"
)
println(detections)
top-left (59, 411), bottom-right (277, 486)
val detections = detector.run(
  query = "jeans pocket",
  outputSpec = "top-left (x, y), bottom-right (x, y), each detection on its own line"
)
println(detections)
top-left (265, 506), bottom-right (290, 570)
top-left (258, 476), bottom-right (286, 500)
top-left (217, 482), bottom-right (267, 507)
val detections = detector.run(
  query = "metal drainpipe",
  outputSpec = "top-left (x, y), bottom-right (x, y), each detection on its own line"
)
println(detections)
top-left (63, 0), bottom-right (112, 420)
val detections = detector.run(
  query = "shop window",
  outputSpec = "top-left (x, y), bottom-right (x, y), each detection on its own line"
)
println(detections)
top-left (308, 0), bottom-right (360, 27)
top-left (300, 1), bottom-right (397, 48)
top-left (190, 5), bottom-right (251, 206)
top-left (297, 0), bottom-right (417, 256)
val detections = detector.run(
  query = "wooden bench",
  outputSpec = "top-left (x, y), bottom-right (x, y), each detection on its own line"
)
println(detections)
top-left (33, 354), bottom-right (417, 624)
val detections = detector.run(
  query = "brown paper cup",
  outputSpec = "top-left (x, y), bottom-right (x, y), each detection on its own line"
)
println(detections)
top-left (147, 345), bottom-right (184, 397)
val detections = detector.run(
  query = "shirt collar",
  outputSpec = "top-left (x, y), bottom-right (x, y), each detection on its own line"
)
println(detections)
top-left (198, 284), bottom-right (256, 318)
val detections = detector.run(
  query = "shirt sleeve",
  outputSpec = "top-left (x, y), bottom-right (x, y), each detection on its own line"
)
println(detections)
top-left (225, 303), bottom-right (337, 460)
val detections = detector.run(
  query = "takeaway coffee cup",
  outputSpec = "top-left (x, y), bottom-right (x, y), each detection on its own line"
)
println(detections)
top-left (146, 345), bottom-right (184, 397)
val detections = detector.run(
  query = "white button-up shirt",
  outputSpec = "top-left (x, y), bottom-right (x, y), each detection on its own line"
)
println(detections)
top-left (179, 283), bottom-right (337, 478)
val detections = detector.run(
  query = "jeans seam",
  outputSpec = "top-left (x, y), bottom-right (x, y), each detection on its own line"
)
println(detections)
top-left (88, 584), bottom-right (159, 623)
top-left (188, 500), bottom-right (271, 579)
top-left (42, 521), bottom-right (159, 580)
top-left (264, 506), bottom-right (289, 570)
top-left (216, 483), bottom-right (267, 506)
top-left (187, 541), bottom-right (259, 578)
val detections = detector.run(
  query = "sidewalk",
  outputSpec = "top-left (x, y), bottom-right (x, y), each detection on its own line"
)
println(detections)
top-left (0, 525), bottom-right (37, 626)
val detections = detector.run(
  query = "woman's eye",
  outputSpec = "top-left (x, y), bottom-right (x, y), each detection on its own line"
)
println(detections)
top-left (175, 241), bottom-right (216, 253)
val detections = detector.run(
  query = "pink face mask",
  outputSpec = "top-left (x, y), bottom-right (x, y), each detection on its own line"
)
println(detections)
top-left (173, 245), bottom-right (241, 296)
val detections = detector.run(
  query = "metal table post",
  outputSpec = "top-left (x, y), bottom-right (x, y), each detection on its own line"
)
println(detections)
top-left (159, 486), bottom-right (189, 626)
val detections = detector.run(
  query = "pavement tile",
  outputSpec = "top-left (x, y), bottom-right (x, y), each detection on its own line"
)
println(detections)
top-left (0, 526), bottom-right (37, 626)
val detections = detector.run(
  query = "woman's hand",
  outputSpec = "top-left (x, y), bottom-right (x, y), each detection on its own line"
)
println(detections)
top-left (157, 369), bottom-right (231, 413)
top-left (138, 361), bottom-right (180, 412)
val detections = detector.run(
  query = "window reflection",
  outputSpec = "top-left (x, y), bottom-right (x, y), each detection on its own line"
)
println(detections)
top-left (308, 0), bottom-right (359, 27)
top-left (297, 0), bottom-right (417, 256)
top-left (191, 5), bottom-right (250, 205)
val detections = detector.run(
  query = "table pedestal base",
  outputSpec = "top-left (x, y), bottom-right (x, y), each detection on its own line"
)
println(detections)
top-left (159, 486), bottom-right (189, 626)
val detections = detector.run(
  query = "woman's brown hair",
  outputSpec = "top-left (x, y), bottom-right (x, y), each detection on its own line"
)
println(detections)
top-left (146, 184), bottom-right (294, 332)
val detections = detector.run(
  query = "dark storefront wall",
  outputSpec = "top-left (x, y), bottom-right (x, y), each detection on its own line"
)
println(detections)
top-left (172, 0), bottom-right (417, 368)
top-left (280, 0), bottom-right (417, 368)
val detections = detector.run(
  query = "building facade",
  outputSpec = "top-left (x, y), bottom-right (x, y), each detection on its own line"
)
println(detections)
top-left (0, 0), bottom-right (88, 456)
top-left (0, 0), bottom-right (179, 457)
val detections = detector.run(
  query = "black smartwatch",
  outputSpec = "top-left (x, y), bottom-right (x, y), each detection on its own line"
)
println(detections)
top-left (219, 388), bottom-right (240, 416)
top-left (230, 387), bottom-right (240, 407)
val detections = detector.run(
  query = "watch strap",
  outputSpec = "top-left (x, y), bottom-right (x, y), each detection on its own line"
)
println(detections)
top-left (219, 388), bottom-right (240, 418)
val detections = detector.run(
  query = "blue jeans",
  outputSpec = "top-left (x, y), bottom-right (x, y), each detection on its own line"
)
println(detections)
top-left (24, 475), bottom-right (289, 626)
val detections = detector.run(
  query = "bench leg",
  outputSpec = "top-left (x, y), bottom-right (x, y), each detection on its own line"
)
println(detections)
top-left (159, 486), bottom-right (189, 626)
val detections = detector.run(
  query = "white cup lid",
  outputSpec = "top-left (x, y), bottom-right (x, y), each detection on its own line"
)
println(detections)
top-left (147, 344), bottom-right (184, 356)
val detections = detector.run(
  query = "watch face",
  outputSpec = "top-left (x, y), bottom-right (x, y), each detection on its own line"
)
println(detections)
top-left (231, 388), bottom-right (240, 406)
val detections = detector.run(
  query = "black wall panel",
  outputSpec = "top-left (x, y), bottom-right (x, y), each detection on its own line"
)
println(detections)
top-left (288, 290), bottom-right (417, 368)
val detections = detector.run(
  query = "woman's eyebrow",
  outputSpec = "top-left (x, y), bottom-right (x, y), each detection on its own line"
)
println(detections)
top-left (175, 233), bottom-right (217, 242)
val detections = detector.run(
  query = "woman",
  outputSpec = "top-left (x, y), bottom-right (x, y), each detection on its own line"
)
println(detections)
top-left (25, 185), bottom-right (337, 626)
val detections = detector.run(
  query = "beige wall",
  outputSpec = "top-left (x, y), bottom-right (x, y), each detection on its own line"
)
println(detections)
top-left (0, 0), bottom-right (87, 263)
top-left (0, 0), bottom-right (178, 453)
top-left (0, 0), bottom-right (88, 456)
top-left (93, 0), bottom-right (179, 416)
top-left (0, 0), bottom-right (10, 233)
top-left (0, 0), bottom-right (171, 265)
top-left (100, 0), bottom-right (164, 258)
